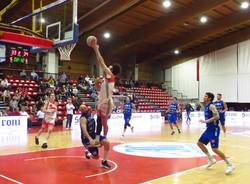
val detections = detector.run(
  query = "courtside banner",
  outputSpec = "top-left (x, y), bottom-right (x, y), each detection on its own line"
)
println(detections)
top-left (182, 111), bottom-right (250, 124)
top-left (0, 116), bottom-right (27, 132)
top-left (71, 113), bottom-right (162, 139)
top-left (72, 113), bottom-right (162, 128)
top-left (0, 116), bottom-right (28, 146)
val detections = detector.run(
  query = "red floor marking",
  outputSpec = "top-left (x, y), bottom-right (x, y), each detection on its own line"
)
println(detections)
top-left (0, 144), bottom-right (213, 184)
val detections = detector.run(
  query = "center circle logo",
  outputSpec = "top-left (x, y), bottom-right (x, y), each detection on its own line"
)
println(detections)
top-left (113, 142), bottom-right (207, 158)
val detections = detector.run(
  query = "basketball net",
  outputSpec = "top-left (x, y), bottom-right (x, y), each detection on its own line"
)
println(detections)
top-left (57, 43), bottom-right (76, 61)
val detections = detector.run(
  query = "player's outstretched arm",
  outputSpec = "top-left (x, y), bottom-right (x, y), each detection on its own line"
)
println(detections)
top-left (93, 45), bottom-right (113, 76)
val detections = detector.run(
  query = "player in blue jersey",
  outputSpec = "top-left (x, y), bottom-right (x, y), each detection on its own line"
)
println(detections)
top-left (214, 93), bottom-right (228, 134)
top-left (122, 97), bottom-right (135, 137)
top-left (197, 92), bottom-right (234, 174)
top-left (168, 97), bottom-right (181, 135)
top-left (80, 105), bottom-right (111, 169)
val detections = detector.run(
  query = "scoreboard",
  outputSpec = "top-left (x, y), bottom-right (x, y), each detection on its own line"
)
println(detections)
top-left (0, 43), bottom-right (30, 64)
top-left (7, 45), bottom-right (29, 64)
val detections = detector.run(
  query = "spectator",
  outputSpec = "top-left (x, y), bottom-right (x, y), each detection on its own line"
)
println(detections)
top-left (78, 74), bottom-right (84, 84)
top-left (18, 96), bottom-right (28, 108)
top-left (36, 107), bottom-right (45, 125)
top-left (59, 72), bottom-right (67, 86)
top-left (72, 86), bottom-right (78, 96)
top-left (4, 106), bottom-right (11, 116)
top-left (73, 96), bottom-right (81, 110)
top-left (85, 75), bottom-right (90, 83)
top-left (11, 107), bottom-right (21, 116)
top-left (36, 98), bottom-right (44, 110)
top-left (10, 98), bottom-right (18, 111)
top-left (30, 104), bottom-right (37, 115)
top-left (40, 81), bottom-right (50, 93)
top-left (0, 78), bottom-right (9, 89)
top-left (2, 89), bottom-right (10, 102)
top-left (19, 106), bottom-right (32, 128)
top-left (196, 103), bottom-right (201, 111)
top-left (20, 69), bottom-right (27, 79)
top-left (129, 80), bottom-right (134, 88)
top-left (48, 76), bottom-right (56, 88)
top-left (31, 70), bottom-right (39, 81)
top-left (66, 98), bottom-right (75, 129)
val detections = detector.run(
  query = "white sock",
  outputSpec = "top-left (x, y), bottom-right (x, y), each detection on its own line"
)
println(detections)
top-left (224, 158), bottom-right (231, 166)
top-left (206, 152), bottom-right (213, 160)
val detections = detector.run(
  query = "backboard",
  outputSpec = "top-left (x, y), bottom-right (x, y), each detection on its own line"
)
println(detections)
top-left (10, 0), bottom-right (78, 51)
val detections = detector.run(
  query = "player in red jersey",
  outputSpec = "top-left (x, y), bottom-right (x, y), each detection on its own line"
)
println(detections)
top-left (35, 93), bottom-right (57, 149)
top-left (90, 43), bottom-right (120, 142)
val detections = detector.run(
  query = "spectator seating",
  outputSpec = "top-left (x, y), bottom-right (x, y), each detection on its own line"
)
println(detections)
top-left (125, 87), bottom-right (171, 112)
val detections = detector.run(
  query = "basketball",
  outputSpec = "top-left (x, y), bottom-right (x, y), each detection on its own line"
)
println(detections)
top-left (86, 36), bottom-right (97, 47)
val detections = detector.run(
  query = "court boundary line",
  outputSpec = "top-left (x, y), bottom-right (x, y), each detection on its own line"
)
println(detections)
top-left (0, 174), bottom-right (24, 184)
top-left (85, 159), bottom-right (118, 178)
top-left (141, 160), bottom-right (225, 184)
top-left (24, 155), bottom-right (118, 178)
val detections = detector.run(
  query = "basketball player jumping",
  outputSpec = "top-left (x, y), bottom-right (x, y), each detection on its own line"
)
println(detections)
top-left (91, 42), bottom-right (120, 141)
top-left (35, 93), bottom-right (57, 149)
top-left (197, 92), bottom-right (234, 174)
top-left (214, 93), bottom-right (228, 134)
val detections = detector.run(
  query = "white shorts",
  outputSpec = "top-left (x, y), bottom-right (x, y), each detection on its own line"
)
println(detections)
top-left (97, 101), bottom-right (113, 118)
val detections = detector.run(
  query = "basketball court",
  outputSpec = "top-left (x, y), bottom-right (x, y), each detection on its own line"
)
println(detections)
top-left (0, 117), bottom-right (250, 184)
top-left (1, 0), bottom-right (250, 184)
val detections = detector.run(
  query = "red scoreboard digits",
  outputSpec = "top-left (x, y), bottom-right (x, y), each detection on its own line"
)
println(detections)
top-left (8, 46), bottom-right (29, 64)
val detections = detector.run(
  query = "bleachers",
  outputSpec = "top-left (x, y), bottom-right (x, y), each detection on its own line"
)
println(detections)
top-left (5, 77), bottom-right (170, 122)
top-left (6, 78), bottom-right (66, 123)
top-left (125, 87), bottom-right (171, 112)
top-left (8, 79), bottom-right (39, 97)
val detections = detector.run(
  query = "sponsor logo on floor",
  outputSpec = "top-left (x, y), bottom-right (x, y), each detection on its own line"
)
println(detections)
top-left (113, 142), bottom-right (208, 158)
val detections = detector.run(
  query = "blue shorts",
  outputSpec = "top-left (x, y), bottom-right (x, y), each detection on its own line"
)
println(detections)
top-left (124, 114), bottom-right (132, 123)
top-left (219, 113), bottom-right (225, 125)
top-left (169, 113), bottom-right (177, 124)
top-left (198, 127), bottom-right (220, 148)
top-left (165, 113), bottom-right (170, 121)
top-left (82, 135), bottom-right (106, 146)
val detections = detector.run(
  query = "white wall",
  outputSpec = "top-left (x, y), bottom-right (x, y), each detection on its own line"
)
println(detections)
top-left (199, 45), bottom-right (238, 102)
top-left (169, 39), bottom-right (250, 103)
top-left (238, 40), bottom-right (250, 102)
top-left (165, 68), bottom-right (172, 82)
top-left (171, 59), bottom-right (199, 99)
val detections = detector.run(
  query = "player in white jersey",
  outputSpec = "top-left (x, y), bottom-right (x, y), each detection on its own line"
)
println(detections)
top-left (35, 93), bottom-right (57, 149)
top-left (91, 43), bottom-right (120, 140)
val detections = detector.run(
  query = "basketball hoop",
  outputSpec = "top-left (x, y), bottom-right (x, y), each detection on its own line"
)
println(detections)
top-left (57, 43), bottom-right (76, 61)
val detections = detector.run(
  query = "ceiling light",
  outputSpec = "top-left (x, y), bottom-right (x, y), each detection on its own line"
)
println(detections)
top-left (241, 1), bottom-right (249, 9)
top-left (174, 49), bottom-right (180, 55)
top-left (103, 32), bottom-right (111, 39)
top-left (162, 0), bottom-right (172, 8)
top-left (200, 16), bottom-right (208, 24)
top-left (40, 18), bottom-right (45, 23)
